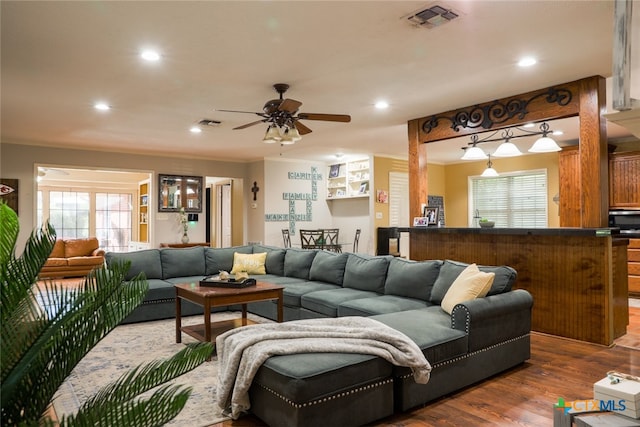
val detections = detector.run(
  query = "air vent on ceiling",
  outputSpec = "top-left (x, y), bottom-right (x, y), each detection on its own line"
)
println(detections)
top-left (198, 119), bottom-right (221, 127)
top-left (406, 4), bottom-right (458, 28)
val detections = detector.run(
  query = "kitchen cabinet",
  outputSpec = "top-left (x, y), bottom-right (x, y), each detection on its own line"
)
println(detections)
top-left (609, 151), bottom-right (640, 208)
top-left (629, 238), bottom-right (640, 296)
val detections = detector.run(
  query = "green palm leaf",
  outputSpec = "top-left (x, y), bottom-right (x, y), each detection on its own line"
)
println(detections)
top-left (0, 201), bottom-right (215, 426)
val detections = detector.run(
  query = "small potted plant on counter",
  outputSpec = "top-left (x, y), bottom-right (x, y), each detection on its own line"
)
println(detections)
top-left (479, 218), bottom-right (495, 228)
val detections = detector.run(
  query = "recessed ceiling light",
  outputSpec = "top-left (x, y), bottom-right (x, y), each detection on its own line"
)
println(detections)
top-left (553, 130), bottom-right (564, 136)
top-left (94, 102), bottom-right (110, 111)
top-left (141, 49), bottom-right (161, 62)
top-left (375, 100), bottom-right (389, 109)
top-left (523, 123), bottom-right (535, 128)
top-left (518, 57), bottom-right (537, 67)
top-left (190, 126), bottom-right (202, 134)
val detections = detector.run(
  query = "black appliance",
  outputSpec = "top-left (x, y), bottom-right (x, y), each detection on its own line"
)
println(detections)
top-left (609, 210), bottom-right (640, 237)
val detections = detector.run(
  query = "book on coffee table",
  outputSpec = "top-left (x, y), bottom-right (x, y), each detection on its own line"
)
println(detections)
top-left (199, 275), bottom-right (257, 288)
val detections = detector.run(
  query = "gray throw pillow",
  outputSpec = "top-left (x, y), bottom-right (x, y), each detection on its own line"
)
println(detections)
top-left (160, 246), bottom-right (206, 279)
top-left (253, 244), bottom-right (286, 276)
top-left (343, 254), bottom-right (391, 294)
top-left (284, 248), bottom-right (317, 279)
top-left (205, 246), bottom-right (253, 275)
top-left (309, 251), bottom-right (349, 285)
top-left (384, 258), bottom-right (443, 301)
top-left (430, 259), bottom-right (517, 304)
top-left (105, 249), bottom-right (162, 281)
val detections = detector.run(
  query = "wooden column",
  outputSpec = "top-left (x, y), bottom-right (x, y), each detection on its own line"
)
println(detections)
top-left (408, 119), bottom-right (427, 219)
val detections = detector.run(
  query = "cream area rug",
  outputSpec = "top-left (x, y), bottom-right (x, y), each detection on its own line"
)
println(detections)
top-left (52, 311), bottom-right (269, 427)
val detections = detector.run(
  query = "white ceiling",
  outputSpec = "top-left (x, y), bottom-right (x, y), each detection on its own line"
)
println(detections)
top-left (2, 1), bottom-right (639, 167)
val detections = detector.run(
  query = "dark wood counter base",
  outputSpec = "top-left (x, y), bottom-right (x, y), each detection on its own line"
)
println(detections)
top-left (409, 227), bottom-right (629, 345)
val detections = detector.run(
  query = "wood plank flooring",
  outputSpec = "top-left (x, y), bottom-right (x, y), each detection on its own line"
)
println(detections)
top-left (213, 306), bottom-right (640, 427)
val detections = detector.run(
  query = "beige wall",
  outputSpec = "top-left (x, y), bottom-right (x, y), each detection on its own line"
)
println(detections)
top-left (373, 156), bottom-right (408, 231)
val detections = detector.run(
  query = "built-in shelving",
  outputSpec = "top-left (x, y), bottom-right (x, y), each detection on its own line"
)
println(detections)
top-left (138, 180), bottom-right (149, 243)
top-left (327, 158), bottom-right (370, 199)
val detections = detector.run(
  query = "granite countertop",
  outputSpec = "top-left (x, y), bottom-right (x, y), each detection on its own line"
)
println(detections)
top-left (406, 227), bottom-right (624, 237)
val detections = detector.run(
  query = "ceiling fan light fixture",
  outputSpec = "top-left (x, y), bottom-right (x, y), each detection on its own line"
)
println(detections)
top-left (529, 136), bottom-right (561, 153)
top-left (263, 125), bottom-right (281, 143)
top-left (280, 129), bottom-right (297, 145)
top-left (287, 126), bottom-right (302, 142)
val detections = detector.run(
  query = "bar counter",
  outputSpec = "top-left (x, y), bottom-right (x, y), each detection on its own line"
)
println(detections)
top-left (407, 227), bottom-right (629, 345)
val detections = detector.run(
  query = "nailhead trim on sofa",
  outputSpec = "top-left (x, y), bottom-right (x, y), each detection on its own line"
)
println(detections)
top-left (255, 377), bottom-right (393, 409)
top-left (398, 334), bottom-right (529, 379)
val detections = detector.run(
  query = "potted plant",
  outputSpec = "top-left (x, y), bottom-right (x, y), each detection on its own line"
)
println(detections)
top-left (0, 201), bottom-right (213, 426)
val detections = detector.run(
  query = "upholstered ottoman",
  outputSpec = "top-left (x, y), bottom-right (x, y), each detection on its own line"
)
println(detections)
top-left (248, 352), bottom-right (394, 427)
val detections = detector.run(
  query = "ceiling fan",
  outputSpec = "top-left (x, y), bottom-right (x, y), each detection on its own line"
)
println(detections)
top-left (217, 83), bottom-right (351, 144)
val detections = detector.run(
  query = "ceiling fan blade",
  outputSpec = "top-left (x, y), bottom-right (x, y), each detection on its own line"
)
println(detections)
top-left (297, 113), bottom-right (351, 123)
top-left (217, 109), bottom-right (264, 115)
top-left (294, 120), bottom-right (313, 135)
top-left (233, 119), bottom-right (266, 130)
top-left (278, 99), bottom-right (302, 114)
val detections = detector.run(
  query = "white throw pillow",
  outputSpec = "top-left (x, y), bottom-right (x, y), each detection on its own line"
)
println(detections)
top-left (441, 263), bottom-right (495, 314)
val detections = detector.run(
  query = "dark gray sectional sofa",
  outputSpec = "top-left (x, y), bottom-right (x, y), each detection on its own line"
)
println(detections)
top-left (105, 244), bottom-right (533, 427)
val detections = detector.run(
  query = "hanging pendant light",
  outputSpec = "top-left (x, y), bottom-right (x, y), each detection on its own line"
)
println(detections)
top-left (529, 123), bottom-right (561, 152)
top-left (493, 140), bottom-right (522, 157)
top-left (481, 154), bottom-right (499, 177)
top-left (287, 125), bottom-right (302, 142)
top-left (262, 125), bottom-right (281, 144)
top-left (461, 145), bottom-right (488, 160)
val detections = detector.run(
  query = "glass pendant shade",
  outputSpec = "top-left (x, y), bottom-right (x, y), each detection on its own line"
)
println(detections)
top-left (287, 126), bottom-right (302, 142)
top-left (493, 141), bottom-right (522, 157)
top-left (461, 145), bottom-right (488, 160)
top-left (481, 166), bottom-right (499, 177)
top-left (529, 136), bottom-right (561, 153)
top-left (262, 125), bottom-right (281, 143)
top-left (280, 129), bottom-right (296, 145)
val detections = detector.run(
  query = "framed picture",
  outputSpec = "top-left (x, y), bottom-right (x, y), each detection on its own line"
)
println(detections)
top-left (413, 217), bottom-right (429, 226)
top-left (376, 189), bottom-right (388, 204)
top-left (329, 164), bottom-right (341, 178)
top-left (0, 179), bottom-right (18, 215)
top-left (358, 181), bottom-right (369, 194)
top-left (423, 206), bottom-right (439, 225)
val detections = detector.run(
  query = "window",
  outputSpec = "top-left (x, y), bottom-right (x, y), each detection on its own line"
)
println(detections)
top-left (469, 169), bottom-right (548, 228)
top-left (96, 193), bottom-right (132, 252)
top-left (39, 189), bottom-right (134, 251)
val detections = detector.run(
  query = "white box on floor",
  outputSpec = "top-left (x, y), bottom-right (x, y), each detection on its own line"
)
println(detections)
top-left (594, 375), bottom-right (640, 419)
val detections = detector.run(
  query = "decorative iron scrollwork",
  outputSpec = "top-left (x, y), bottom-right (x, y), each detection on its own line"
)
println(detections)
top-left (422, 87), bottom-right (572, 134)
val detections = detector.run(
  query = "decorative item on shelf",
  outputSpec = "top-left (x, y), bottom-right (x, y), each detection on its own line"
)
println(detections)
top-left (329, 164), bottom-right (341, 178)
top-left (460, 121), bottom-right (562, 161)
top-left (423, 206), bottom-right (439, 225)
top-left (479, 219), bottom-right (495, 228)
top-left (179, 207), bottom-right (189, 243)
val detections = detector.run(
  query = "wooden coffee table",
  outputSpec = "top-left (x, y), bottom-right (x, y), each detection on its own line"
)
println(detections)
top-left (175, 281), bottom-right (284, 346)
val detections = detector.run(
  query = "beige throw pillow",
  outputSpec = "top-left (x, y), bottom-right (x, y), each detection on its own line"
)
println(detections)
top-left (230, 252), bottom-right (267, 275)
top-left (441, 263), bottom-right (495, 314)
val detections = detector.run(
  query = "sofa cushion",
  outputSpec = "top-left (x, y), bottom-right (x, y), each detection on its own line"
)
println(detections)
top-left (343, 254), bottom-right (391, 293)
top-left (105, 249), bottom-right (163, 280)
top-left (67, 256), bottom-right (104, 267)
top-left (205, 246), bottom-right (253, 274)
top-left (64, 238), bottom-right (99, 258)
top-left (50, 239), bottom-right (65, 258)
top-left (372, 308), bottom-right (468, 365)
top-left (253, 245), bottom-right (285, 276)
top-left (440, 263), bottom-right (495, 314)
top-left (384, 258), bottom-right (442, 301)
top-left (161, 246), bottom-right (206, 279)
top-left (230, 252), bottom-right (267, 275)
top-left (44, 257), bottom-right (68, 267)
top-left (309, 251), bottom-right (348, 285)
top-left (284, 248), bottom-right (317, 280)
top-left (281, 281), bottom-right (341, 307)
top-left (430, 260), bottom-right (517, 304)
top-left (301, 288), bottom-right (379, 317)
top-left (338, 295), bottom-right (429, 317)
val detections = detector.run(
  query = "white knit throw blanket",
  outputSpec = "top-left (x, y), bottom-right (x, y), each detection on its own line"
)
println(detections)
top-left (214, 316), bottom-right (432, 419)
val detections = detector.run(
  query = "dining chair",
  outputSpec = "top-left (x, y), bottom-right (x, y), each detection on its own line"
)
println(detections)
top-left (282, 229), bottom-right (291, 248)
top-left (353, 229), bottom-right (361, 253)
top-left (323, 228), bottom-right (341, 252)
top-left (299, 229), bottom-right (325, 250)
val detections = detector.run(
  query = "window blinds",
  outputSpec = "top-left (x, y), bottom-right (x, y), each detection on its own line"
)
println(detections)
top-left (470, 169), bottom-right (548, 228)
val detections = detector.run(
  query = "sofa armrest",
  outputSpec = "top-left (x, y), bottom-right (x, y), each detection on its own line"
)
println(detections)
top-left (450, 289), bottom-right (533, 351)
top-left (92, 248), bottom-right (105, 257)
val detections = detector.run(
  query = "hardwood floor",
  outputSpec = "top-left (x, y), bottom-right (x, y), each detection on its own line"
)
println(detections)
top-left (214, 304), bottom-right (640, 427)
